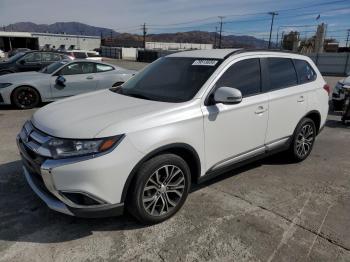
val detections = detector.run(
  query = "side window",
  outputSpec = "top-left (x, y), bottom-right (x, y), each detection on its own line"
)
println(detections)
top-left (59, 62), bottom-right (95, 75)
top-left (52, 53), bottom-right (61, 61)
top-left (215, 58), bottom-right (261, 97)
top-left (267, 58), bottom-right (298, 91)
top-left (22, 52), bottom-right (41, 63)
top-left (293, 59), bottom-right (317, 84)
top-left (73, 52), bottom-right (88, 59)
top-left (42, 53), bottom-right (53, 62)
top-left (96, 64), bottom-right (114, 72)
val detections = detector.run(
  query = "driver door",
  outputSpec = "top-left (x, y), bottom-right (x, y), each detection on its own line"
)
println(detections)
top-left (50, 62), bottom-right (98, 98)
top-left (202, 58), bottom-right (269, 171)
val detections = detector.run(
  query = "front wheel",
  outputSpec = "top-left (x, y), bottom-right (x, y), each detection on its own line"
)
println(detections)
top-left (127, 154), bottom-right (191, 224)
top-left (12, 86), bottom-right (41, 109)
top-left (288, 118), bottom-right (316, 162)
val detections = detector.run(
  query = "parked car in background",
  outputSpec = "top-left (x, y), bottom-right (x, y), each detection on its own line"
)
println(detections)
top-left (332, 72), bottom-right (350, 111)
top-left (0, 60), bottom-right (135, 109)
top-left (64, 50), bottom-right (103, 61)
top-left (0, 51), bottom-right (73, 75)
top-left (16, 49), bottom-right (329, 223)
top-left (8, 48), bottom-right (31, 58)
top-left (0, 49), bottom-right (5, 59)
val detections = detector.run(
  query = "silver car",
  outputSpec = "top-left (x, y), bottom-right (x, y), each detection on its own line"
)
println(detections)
top-left (0, 60), bottom-right (136, 109)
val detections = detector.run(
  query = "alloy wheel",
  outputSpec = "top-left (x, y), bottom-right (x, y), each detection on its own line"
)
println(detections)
top-left (17, 88), bottom-right (37, 107)
top-left (142, 165), bottom-right (185, 216)
top-left (295, 123), bottom-right (314, 158)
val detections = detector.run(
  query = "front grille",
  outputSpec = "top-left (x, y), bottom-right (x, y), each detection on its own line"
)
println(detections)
top-left (19, 121), bottom-right (52, 158)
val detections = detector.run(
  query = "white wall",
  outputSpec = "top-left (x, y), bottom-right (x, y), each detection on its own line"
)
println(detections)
top-left (146, 42), bottom-right (213, 51)
top-left (122, 47), bottom-right (137, 60)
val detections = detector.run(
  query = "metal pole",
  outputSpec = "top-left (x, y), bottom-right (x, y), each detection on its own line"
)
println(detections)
top-left (268, 12), bottom-right (278, 49)
top-left (142, 23), bottom-right (147, 49)
top-left (346, 29), bottom-right (350, 48)
top-left (214, 26), bottom-right (217, 49)
top-left (218, 16), bottom-right (224, 49)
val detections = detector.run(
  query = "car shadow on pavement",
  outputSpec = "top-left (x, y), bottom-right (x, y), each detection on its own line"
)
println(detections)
top-left (0, 150), bottom-right (301, 244)
top-left (0, 160), bottom-right (150, 244)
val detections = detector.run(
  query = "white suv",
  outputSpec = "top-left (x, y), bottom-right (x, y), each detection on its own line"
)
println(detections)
top-left (17, 49), bottom-right (329, 223)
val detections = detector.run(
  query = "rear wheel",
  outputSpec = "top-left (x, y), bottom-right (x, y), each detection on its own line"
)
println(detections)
top-left (288, 117), bottom-right (316, 162)
top-left (127, 154), bottom-right (191, 224)
top-left (12, 86), bottom-right (40, 109)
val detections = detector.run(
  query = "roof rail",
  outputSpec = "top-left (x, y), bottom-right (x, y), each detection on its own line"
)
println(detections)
top-left (225, 48), bottom-right (298, 58)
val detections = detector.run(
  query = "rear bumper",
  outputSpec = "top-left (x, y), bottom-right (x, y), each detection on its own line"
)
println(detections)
top-left (23, 165), bottom-right (124, 218)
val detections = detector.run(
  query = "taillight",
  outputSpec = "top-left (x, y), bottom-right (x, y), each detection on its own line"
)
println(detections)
top-left (323, 84), bottom-right (330, 95)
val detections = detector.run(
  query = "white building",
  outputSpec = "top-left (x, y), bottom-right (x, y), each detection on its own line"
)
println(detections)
top-left (145, 42), bottom-right (213, 51)
top-left (0, 31), bottom-right (101, 51)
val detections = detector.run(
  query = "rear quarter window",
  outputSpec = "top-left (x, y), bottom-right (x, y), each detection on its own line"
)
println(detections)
top-left (293, 59), bottom-right (317, 84)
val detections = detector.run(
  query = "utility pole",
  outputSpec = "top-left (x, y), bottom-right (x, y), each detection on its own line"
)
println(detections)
top-left (346, 29), bottom-right (350, 48)
top-left (214, 26), bottom-right (218, 49)
top-left (218, 16), bottom-right (225, 49)
top-left (268, 12), bottom-right (278, 49)
top-left (142, 23), bottom-right (147, 49)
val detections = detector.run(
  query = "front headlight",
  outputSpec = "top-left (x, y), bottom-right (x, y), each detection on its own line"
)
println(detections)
top-left (45, 135), bottom-right (124, 159)
top-left (0, 83), bottom-right (12, 89)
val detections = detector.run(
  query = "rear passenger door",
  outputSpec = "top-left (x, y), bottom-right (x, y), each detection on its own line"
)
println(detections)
top-left (263, 57), bottom-right (308, 144)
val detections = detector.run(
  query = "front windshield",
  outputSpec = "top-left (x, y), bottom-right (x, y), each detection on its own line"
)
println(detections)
top-left (6, 52), bottom-right (25, 62)
top-left (40, 61), bottom-right (65, 74)
top-left (114, 57), bottom-right (221, 103)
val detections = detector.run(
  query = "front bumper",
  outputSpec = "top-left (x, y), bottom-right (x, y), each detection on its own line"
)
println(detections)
top-left (16, 122), bottom-right (143, 217)
top-left (18, 137), bottom-right (125, 217)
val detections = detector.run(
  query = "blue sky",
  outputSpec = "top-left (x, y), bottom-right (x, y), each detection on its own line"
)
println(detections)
top-left (1, 0), bottom-right (350, 45)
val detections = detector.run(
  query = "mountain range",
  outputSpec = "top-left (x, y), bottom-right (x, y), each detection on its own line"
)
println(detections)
top-left (3, 22), bottom-right (268, 48)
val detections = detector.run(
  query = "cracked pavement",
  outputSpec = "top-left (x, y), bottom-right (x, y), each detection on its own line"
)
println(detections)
top-left (0, 73), bottom-right (349, 261)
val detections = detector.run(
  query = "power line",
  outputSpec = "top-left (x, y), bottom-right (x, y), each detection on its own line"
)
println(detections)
top-left (147, 0), bottom-right (348, 28)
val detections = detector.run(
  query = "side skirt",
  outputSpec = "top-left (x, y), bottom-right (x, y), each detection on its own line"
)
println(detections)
top-left (197, 137), bottom-right (291, 184)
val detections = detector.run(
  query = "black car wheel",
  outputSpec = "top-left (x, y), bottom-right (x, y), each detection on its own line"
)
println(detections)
top-left (127, 154), bottom-right (191, 224)
top-left (288, 117), bottom-right (316, 162)
top-left (12, 86), bottom-right (41, 109)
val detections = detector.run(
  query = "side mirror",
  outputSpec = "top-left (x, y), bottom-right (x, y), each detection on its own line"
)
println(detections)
top-left (56, 75), bottom-right (66, 87)
top-left (19, 60), bottom-right (25, 65)
top-left (213, 87), bottom-right (242, 104)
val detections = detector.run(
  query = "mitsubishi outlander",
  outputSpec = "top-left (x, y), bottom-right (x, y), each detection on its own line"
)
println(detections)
top-left (17, 49), bottom-right (329, 224)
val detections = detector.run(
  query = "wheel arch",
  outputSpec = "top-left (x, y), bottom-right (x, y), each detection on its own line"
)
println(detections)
top-left (10, 85), bottom-right (42, 104)
top-left (303, 110), bottom-right (321, 134)
top-left (121, 143), bottom-right (201, 203)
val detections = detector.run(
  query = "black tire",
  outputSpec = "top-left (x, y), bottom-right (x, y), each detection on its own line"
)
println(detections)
top-left (12, 86), bottom-right (41, 109)
top-left (127, 154), bottom-right (191, 224)
top-left (332, 99), bottom-right (344, 111)
top-left (288, 117), bottom-right (316, 162)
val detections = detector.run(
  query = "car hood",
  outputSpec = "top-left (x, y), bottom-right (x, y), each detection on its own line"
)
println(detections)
top-left (0, 71), bottom-right (48, 82)
top-left (32, 89), bottom-right (192, 138)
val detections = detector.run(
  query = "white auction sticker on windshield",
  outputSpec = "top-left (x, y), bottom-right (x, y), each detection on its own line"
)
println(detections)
top-left (192, 60), bottom-right (218, 66)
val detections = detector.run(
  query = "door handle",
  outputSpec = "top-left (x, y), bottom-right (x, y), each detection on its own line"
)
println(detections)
top-left (297, 96), bottom-right (305, 102)
top-left (255, 106), bottom-right (266, 114)
top-left (86, 76), bottom-right (94, 80)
